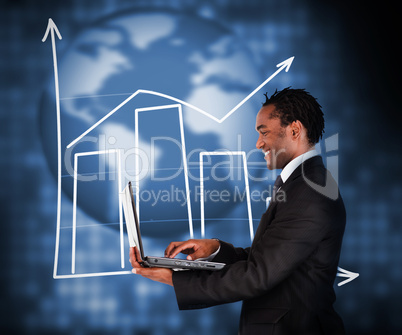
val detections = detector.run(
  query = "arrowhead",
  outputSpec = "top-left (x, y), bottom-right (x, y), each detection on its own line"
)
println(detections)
top-left (276, 56), bottom-right (295, 72)
top-left (42, 18), bottom-right (62, 42)
top-left (336, 267), bottom-right (359, 287)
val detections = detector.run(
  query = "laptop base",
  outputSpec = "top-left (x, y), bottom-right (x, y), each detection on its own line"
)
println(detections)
top-left (144, 256), bottom-right (225, 271)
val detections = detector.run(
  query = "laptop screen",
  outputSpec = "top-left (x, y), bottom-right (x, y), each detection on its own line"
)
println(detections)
top-left (121, 182), bottom-right (145, 261)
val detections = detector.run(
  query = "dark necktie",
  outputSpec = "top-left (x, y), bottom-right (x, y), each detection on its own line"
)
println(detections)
top-left (272, 175), bottom-right (284, 200)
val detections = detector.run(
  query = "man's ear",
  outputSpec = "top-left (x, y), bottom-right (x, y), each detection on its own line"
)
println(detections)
top-left (291, 120), bottom-right (303, 139)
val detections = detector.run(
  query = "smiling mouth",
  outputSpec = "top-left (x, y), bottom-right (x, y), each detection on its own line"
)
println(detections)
top-left (263, 150), bottom-right (270, 157)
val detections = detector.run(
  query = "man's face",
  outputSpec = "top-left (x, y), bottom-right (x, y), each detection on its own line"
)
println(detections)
top-left (255, 104), bottom-right (296, 170)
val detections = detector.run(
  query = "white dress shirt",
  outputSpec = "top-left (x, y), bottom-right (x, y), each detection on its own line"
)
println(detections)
top-left (279, 148), bottom-right (318, 184)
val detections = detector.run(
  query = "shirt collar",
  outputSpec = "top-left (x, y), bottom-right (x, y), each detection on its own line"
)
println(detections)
top-left (280, 148), bottom-right (319, 183)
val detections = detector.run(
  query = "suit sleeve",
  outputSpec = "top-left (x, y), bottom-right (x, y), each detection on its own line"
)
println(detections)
top-left (210, 240), bottom-right (250, 265)
top-left (172, 185), bottom-right (338, 310)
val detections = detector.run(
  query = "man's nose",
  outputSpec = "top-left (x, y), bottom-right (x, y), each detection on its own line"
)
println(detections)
top-left (256, 137), bottom-right (264, 149)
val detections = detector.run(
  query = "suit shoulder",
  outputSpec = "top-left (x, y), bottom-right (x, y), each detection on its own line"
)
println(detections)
top-left (289, 162), bottom-right (342, 203)
top-left (277, 164), bottom-right (345, 222)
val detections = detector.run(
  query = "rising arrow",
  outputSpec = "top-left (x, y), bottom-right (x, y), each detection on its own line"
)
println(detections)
top-left (337, 266), bottom-right (359, 287)
top-left (42, 18), bottom-right (62, 279)
top-left (67, 56), bottom-right (295, 149)
top-left (220, 56), bottom-right (294, 123)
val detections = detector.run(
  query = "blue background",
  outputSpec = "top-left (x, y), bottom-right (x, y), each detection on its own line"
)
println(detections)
top-left (1, 0), bottom-right (401, 334)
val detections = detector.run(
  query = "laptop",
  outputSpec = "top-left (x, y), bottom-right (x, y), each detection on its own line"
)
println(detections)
top-left (120, 182), bottom-right (225, 271)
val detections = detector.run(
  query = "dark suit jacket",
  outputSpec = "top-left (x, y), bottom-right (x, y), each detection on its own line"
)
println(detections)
top-left (172, 156), bottom-right (346, 335)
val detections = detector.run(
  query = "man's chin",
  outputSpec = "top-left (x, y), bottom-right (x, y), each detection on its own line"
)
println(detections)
top-left (266, 163), bottom-right (276, 170)
top-left (266, 161), bottom-right (280, 170)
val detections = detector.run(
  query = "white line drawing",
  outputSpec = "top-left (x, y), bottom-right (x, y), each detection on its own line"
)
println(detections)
top-left (43, 18), bottom-right (293, 278)
top-left (135, 104), bottom-right (194, 238)
top-left (200, 151), bottom-right (254, 241)
top-left (50, 270), bottom-right (132, 280)
top-left (67, 57), bottom-right (295, 149)
top-left (42, 18), bottom-right (63, 279)
top-left (336, 266), bottom-right (359, 286)
top-left (71, 150), bottom-right (124, 274)
top-left (43, 21), bottom-right (357, 284)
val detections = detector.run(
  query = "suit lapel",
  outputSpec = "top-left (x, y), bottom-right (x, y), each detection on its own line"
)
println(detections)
top-left (251, 203), bottom-right (277, 249)
top-left (251, 156), bottom-right (324, 248)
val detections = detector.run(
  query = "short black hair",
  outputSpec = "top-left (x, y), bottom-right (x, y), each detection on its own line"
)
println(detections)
top-left (262, 87), bottom-right (325, 145)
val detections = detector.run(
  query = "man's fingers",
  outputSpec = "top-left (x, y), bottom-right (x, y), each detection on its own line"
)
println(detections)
top-left (129, 247), bottom-right (135, 266)
top-left (134, 246), bottom-right (142, 261)
top-left (131, 266), bottom-right (173, 286)
top-left (164, 242), bottom-right (182, 257)
top-left (129, 247), bottom-right (143, 268)
top-left (132, 267), bottom-right (145, 275)
top-left (129, 247), bottom-right (173, 286)
top-left (165, 239), bottom-right (220, 260)
top-left (132, 266), bottom-right (154, 277)
top-left (168, 241), bottom-right (198, 259)
top-left (186, 249), bottom-right (205, 261)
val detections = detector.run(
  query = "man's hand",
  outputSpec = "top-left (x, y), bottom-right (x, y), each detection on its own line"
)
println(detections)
top-left (165, 239), bottom-right (220, 260)
top-left (129, 247), bottom-right (173, 286)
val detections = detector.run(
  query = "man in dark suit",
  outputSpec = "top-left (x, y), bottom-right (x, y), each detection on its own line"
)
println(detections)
top-left (130, 88), bottom-right (346, 334)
